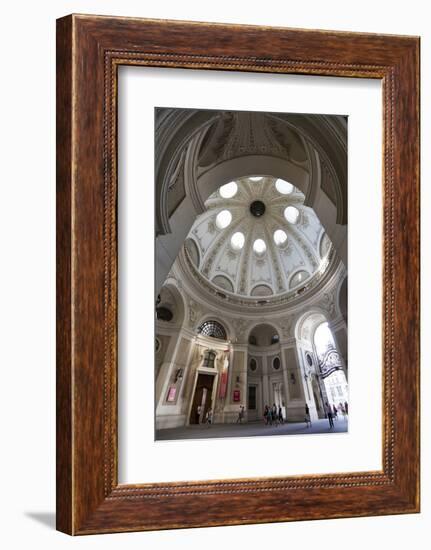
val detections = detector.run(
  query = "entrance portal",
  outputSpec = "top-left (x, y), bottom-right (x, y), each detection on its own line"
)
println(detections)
top-left (190, 373), bottom-right (215, 424)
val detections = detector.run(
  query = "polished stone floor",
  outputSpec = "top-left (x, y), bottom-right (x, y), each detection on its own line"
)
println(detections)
top-left (156, 417), bottom-right (348, 441)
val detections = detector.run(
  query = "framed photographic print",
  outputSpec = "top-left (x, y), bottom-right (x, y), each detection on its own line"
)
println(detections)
top-left (56, 14), bottom-right (420, 534)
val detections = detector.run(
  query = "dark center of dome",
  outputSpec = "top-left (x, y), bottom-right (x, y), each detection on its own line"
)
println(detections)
top-left (250, 200), bottom-right (266, 217)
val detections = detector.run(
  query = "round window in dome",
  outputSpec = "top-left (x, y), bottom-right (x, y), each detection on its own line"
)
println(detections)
top-left (289, 270), bottom-right (309, 288)
top-left (275, 179), bottom-right (294, 195)
top-left (273, 229), bottom-right (288, 246)
top-left (249, 176), bottom-right (263, 182)
top-left (231, 231), bottom-right (245, 250)
top-left (215, 209), bottom-right (232, 229)
top-left (219, 181), bottom-right (238, 198)
top-left (253, 239), bottom-right (266, 255)
top-left (284, 205), bottom-right (300, 224)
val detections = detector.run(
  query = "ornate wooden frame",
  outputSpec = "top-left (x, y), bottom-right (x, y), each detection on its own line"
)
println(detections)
top-left (56, 14), bottom-right (420, 534)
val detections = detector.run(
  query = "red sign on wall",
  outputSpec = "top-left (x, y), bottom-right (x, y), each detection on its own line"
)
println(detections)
top-left (166, 386), bottom-right (177, 402)
top-left (233, 389), bottom-right (241, 402)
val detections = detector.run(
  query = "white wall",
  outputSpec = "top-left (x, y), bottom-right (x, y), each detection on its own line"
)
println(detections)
top-left (0, 1), bottom-right (428, 548)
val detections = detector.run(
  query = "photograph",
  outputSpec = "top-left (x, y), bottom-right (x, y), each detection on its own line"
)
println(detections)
top-left (154, 107), bottom-right (348, 440)
top-left (0, 1), bottom-right (423, 546)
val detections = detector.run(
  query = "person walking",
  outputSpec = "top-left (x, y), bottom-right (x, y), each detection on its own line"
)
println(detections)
top-left (263, 405), bottom-right (269, 425)
top-left (205, 408), bottom-right (213, 427)
top-left (344, 401), bottom-right (349, 415)
top-left (325, 402), bottom-right (334, 429)
top-left (272, 404), bottom-right (278, 427)
top-left (341, 403), bottom-right (347, 420)
top-left (236, 405), bottom-right (244, 423)
top-left (278, 405), bottom-right (284, 425)
top-left (196, 404), bottom-right (202, 424)
top-left (305, 403), bottom-right (312, 428)
top-left (332, 404), bottom-right (338, 420)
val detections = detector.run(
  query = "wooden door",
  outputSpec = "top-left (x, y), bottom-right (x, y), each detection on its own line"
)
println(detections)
top-left (189, 374), bottom-right (214, 424)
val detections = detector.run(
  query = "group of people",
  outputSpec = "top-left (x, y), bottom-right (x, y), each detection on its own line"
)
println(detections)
top-left (324, 401), bottom-right (348, 429)
top-left (304, 401), bottom-right (348, 429)
top-left (195, 400), bottom-right (349, 430)
top-left (263, 404), bottom-right (284, 426)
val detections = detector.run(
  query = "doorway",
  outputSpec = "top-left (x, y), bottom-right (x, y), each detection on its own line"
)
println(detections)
top-left (189, 373), bottom-right (215, 424)
top-left (247, 384), bottom-right (258, 421)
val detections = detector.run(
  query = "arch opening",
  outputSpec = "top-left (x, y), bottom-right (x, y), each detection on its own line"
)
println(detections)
top-left (248, 324), bottom-right (280, 347)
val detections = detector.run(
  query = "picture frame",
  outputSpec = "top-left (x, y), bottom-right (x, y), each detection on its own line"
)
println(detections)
top-left (56, 14), bottom-right (420, 535)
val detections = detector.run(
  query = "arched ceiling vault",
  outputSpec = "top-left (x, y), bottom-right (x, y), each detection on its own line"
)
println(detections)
top-left (155, 108), bottom-right (347, 295)
top-left (156, 108), bottom-right (347, 234)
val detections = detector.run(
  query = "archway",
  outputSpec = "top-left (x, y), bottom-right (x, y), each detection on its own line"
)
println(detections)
top-left (294, 310), bottom-right (328, 419)
top-left (338, 277), bottom-right (348, 324)
top-left (313, 322), bottom-right (348, 415)
top-left (156, 281), bottom-right (186, 328)
top-left (246, 323), bottom-right (284, 421)
top-left (248, 323), bottom-right (280, 347)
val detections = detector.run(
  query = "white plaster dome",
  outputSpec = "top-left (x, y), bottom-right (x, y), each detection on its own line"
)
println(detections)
top-left (183, 177), bottom-right (334, 305)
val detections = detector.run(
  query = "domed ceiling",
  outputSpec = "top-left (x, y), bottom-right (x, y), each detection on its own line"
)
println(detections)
top-left (183, 176), bottom-right (334, 304)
